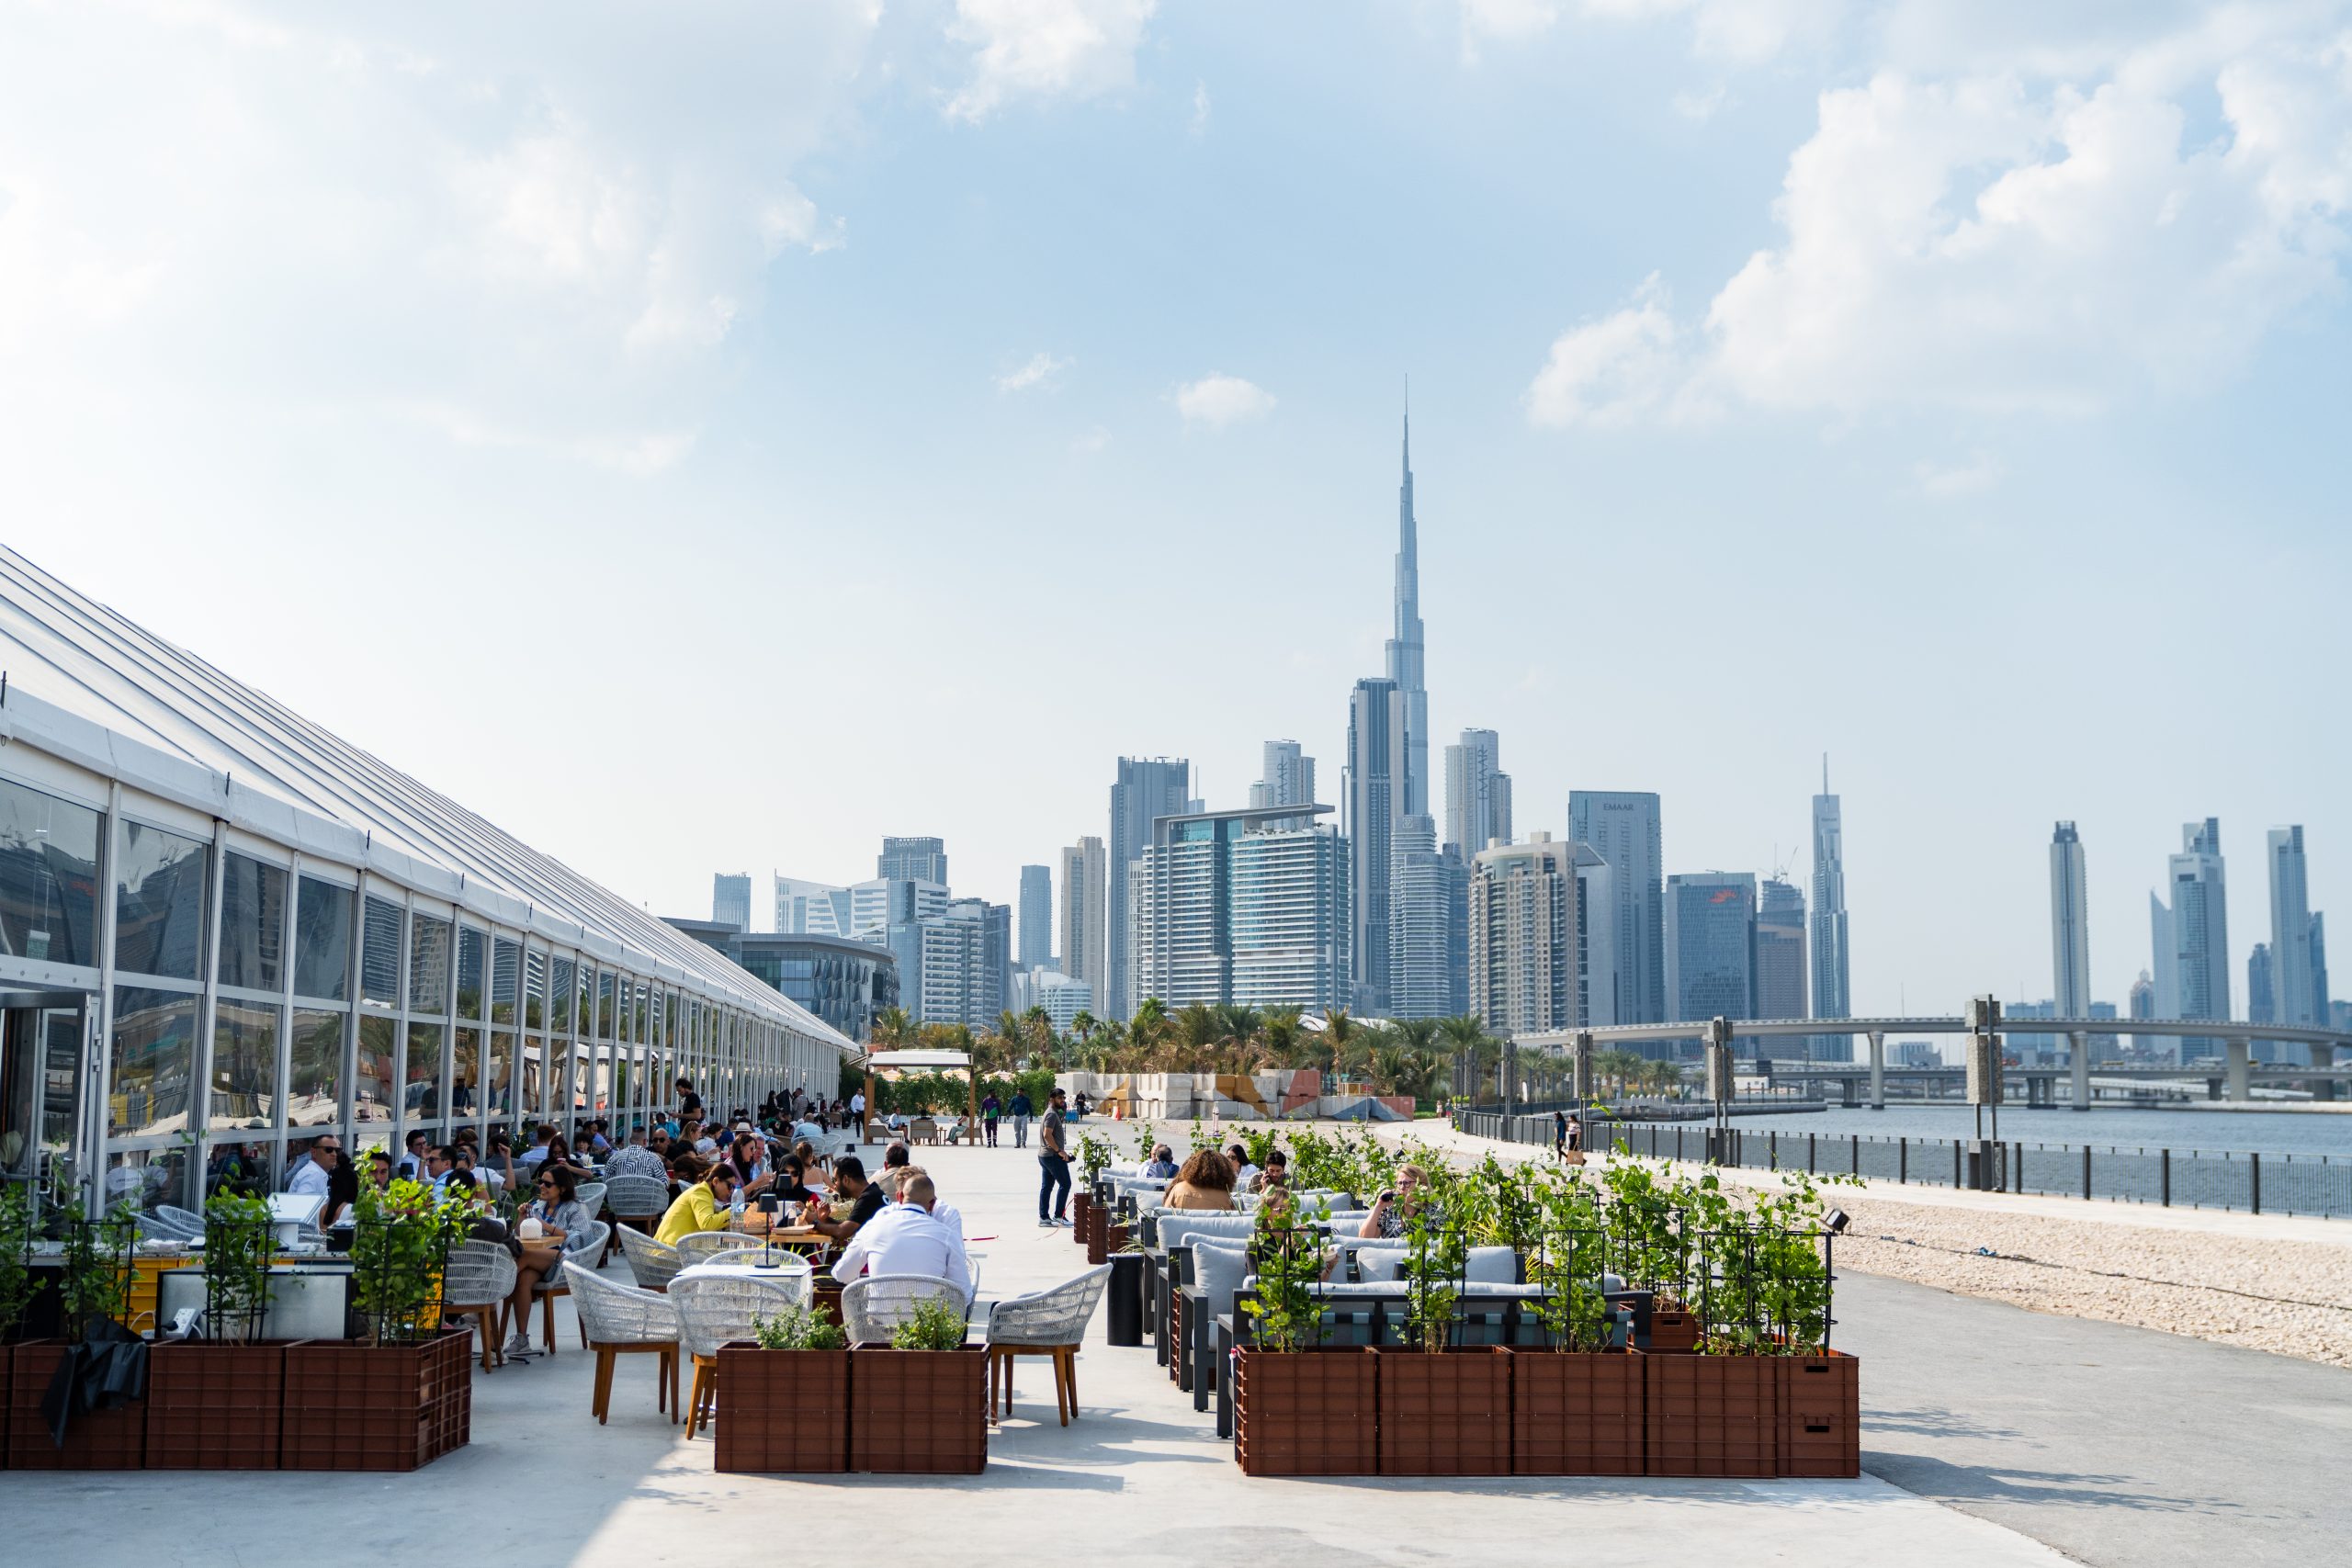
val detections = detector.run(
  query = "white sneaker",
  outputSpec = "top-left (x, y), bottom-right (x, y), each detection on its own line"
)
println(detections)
top-left (504, 1332), bottom-right (537, 1359)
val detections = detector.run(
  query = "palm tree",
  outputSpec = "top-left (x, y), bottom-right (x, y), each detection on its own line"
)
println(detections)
top-left (1437, 1014), bottom-right (1498, 1103)
top-left (871, 1006), bottom-right (914, 1055)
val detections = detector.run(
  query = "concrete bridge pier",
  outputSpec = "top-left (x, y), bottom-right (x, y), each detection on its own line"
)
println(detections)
top-left (2069, 1030), bottom-right (2090, 1111)
top-left (1868, 1031), bottom-right (1885, 1110)
top-left (1838, 1076), bottom-right (1861, 1108)
top-left (2226, 1037), bottom-right (2251, 1103)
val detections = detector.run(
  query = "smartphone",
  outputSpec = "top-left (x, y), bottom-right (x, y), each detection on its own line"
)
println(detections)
top-left (1379, 1189), bottom-right (1396, 1204)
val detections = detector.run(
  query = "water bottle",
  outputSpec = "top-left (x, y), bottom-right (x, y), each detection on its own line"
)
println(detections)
top-left (730, 1183), bottom-right (746, 1221)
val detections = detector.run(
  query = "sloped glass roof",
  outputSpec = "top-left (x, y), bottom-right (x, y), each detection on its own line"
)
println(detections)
top-left (0, 544), bottom-right (845, 1046)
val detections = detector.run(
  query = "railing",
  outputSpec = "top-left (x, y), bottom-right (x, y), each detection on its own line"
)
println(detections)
top-left (1454, 1112), bottom-right (2351, 1219)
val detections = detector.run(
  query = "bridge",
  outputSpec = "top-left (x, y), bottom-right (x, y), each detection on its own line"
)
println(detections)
top-left (1513, 1013), bottom-right (2352, 1110)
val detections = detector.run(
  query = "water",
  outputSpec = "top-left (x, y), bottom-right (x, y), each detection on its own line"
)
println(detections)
top-left (1722, 1104), bottom-right (2352, 1159)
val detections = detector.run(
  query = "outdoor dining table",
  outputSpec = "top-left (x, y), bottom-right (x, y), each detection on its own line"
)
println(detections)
top-left (673, 1258), bottom-right (818, 1304)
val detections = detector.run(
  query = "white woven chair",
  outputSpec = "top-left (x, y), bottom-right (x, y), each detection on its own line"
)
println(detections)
top-left (841, 1273), bottom-right (971, 1348)
top-left (985, 1264), bottom-right (1112, 1426)
top-left (676, 1230), bottom-right (762, 1265)
top-left (564, 1261), bottom-right (679, 1425)
top-left (153, 1204), bottom-right (208, 1238)
top-left (503, 1219), bottom-right (609, 1355)
top-left (673, 1270), bottom-right (774, 1438)
top-left (442, 1239), bottom-right (521, 1371)
top-left (603, 1173), bottom-right (671, 1225)
top-left (697, 1251), bottom-right (815, 1302)
top-left (616, 1226), bottom-right (684, 1292)
top-left (574, 1180), bottom-right (608, 1216)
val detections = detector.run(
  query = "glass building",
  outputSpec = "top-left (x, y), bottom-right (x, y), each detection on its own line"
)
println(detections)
top-left (664, 920), bottom-right (898, 1044)
top-left (0, 546), bottom-right (856, 1217)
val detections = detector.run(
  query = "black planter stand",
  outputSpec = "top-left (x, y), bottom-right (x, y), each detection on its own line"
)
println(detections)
top-left (1107, 1253), bottom-right (1144, 1348)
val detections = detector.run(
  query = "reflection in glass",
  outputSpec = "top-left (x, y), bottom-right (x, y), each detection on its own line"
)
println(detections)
top-left (492, 938), bottom-right (520, 1025)
top-left (488, 1030), bottom-right (513, 1114)
top-left (593, 1047), bottom-right (612, 1112)
top-left (409, 915), bottom-right (450, 1014)
top-left (521, 1036), bottom-right (544, 1117)
top-left (405, 1020), bottom-right (446, 1123)
top-left (209, 998), bottom-right (281, 1130)
top-left (524, 948), bottom-right (548, 1030)
top-left (356, 1013), bottom-right (395, 1122)
top-left (452, 1027), bottom-right (480, 1117)
top-left (548, 956), bottom-right (573, 1032)
top-left (613, 1044), bottom-right (632, 1119)
top-left (218, 852), bottom-right (286, 993)
top-left (290, 1009), bottom-right (343, 1127)
top-left (0, 775), bottom-right (102, 968)
top-left (551, 1044), bottom-right (574, 1113)
top-left (205, 1137), bottom-right (270, 1199)
top-left (360, 897), bottom-right (402, 1005)
top-left (107, 1145), bottom-right (189, 1213)
top-left (293, 877), bottom-right (353, 1001)
top-left (596, 970), bottom-right (616, 1039)
top-left (457, 927), bottom-right (485, 1021)
top-left (110, 985), bottom-right (198, 1137)
top-left (115, 821), bottom-right (209, 980)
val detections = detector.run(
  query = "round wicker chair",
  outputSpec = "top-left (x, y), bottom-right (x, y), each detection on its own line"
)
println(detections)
top-left (984, 1264), bottom-right (1112, 1426)
top-left (564, 1261), bottom-right (679, 1425)
top-left (616, 1225), bottom-right (684, 1292)
top-left (675, 1230), bottom-right (763, 1265)
top-left (841, 1272), bottom-right (971, 1347)
top-left (442, 1238), bottom-right (521, 1371)
top-left (672, 1271), bottom-right (774, 1438)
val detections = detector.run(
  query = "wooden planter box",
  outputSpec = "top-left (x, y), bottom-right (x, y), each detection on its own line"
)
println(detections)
top-left (6, 1339), bottom-right (146, 1471)
top-left (1233, 1347), bottom-right (1377, 1476)
top-left (1085, 1205), bottom-right (1111, 1264)
top-left (1376, 1347), bottom-right (1510, 1476)
top-left (850, 1344), bottom-right (987, 1473)
top-left (810, 1280), bottom-right (845, 1328)
top-left (1779, 1350), bottom-right (1860, 1478)
top-left (282, 1329), bottom-right (471, 1472)
top-left (713, 1343), bottom-right (851, 1473)
top-left (1644, 1351), bottom-right (1776, 1477)
top-left (1071, 1192), bottom-right (1092, 1247)
top-left (146, 1341), bottom-right (285, 1470)
top-left (1646, 1307), bottom-right (1701, 1353)
top-left (1507, 1348), bottom-right (1645, 1476)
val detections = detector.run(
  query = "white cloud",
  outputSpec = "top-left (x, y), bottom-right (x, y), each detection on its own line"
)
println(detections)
top-left (944, 0), bottom-right (1156, 123)
top-left (1175, 372), bottom-right (1276, 427)
top-left (1459, 0), bottom-right (1841, 64)
top-left (1525, 274), bottom-right (1691, 426)
top-left (1071, 424), bottom-right (1111, 454)
top-left (995, 351), bottom-right (1073, 392)
top-left (1914, 453), bottom-right (2004, 500)
top-left (1190, 79), bottom-right (1212, 137)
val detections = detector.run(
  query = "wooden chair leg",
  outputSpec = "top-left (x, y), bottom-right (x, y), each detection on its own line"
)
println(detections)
top-left (471, 1308), bottom-right (494, 1371)
top-left (593, 1348), bottom-right (616, 1424)
top-left (543, 1291), bottom-right (557, 1352)
top-left (576, 1299), bottom-right (589, 1348)
top-left (1056, 1347), bottom-right (1072, 1427)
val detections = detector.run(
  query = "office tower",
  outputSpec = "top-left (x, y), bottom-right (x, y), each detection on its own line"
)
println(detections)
top-left (2248, 943), bottom-right (2277, 1024)
top-left (877, 836), bottom-right (948, 885)
top-left (1058, 837), bottom-right (1107, 1003)
top-left (2006, 998), bottom-right (2060, 1063)
top-left (1569, 791), bottom-right (1664, 1024)
top-left (1666, 873), bottom-right (1757, 1037)
top-left (775, 876), bottom-right (852, 938)
top-left (850, 877), bottom-right (947, 940)
top-left (1345, 679), bottom-right (1405, 1014)
top-left (1443, 728), bottom-right (1512, 858)
top-left (1018, 863), bottom-right (1053, 969)
top-left (1387, 398), bottom-right (1430, 821)
top-left (1037, 974), bottom-right (1094, 1033)
top-left (1754, 877), bottom-right (1809, 1051)
top-left (2151, 818), bottom-right (2230, 1061)
top-left (1389, 815), bottom-right (1464, 1020)
top-left (2050, 821), bottom-right (2091, 1018)
top-left (1468, 833), bottom-right (1579, 1037)
top-left (893, 897), bottom-right (1008, 1028)
top-left (1107, 757), bottom-right (1193, 1020)
top-left (2128, 970), bottom-right (2155, 1022)
top-left (1249, 740), bottom-right (1317, 829)
top-left (2312, 914), bottom-right (2332, 1053)
top-left (1133, 805), bottom-right (1348, 1013)
top-left (2267, 828), bottom-right (2316, 1027)
top-left (1810, 761), bottom-right (1851, 1060)
top-left (713, 873), bottom-right (752, 931)
top-left (1571, 843), bottom-right (1617, 1028)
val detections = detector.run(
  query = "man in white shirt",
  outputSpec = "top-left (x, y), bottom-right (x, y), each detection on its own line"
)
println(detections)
top-left (829, 1175), bottom-right (971, 1302)
top-left (850, 1089), bottom-right (866, 1121)
top-left (286, 1135), bottom-right (337, 1202)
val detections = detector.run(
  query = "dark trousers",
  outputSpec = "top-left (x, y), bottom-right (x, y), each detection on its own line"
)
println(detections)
top-left (1038, 1153), bottom-right (1070, 1220)
top-left (984, 1118), bottom-right (1000, 1146)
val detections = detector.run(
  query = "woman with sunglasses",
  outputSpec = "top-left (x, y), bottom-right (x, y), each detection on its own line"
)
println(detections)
top-left (504, 1164), bottom-right (592, 1360)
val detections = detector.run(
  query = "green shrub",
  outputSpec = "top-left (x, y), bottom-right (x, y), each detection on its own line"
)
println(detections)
top-left (0, 1181), bottom-right (39, 1339)
top-left (888, 1292), bottom-right (972, 1351)
top-left (752, 1300), bottom-right (849, 1350)
top-left (200, 1193), bottom-right (275, 1342)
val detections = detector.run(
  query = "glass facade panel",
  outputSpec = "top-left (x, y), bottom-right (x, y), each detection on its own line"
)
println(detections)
top-left (597, 970), bottom-right (616, 1039)
top-left (356, 1012), bottom-right (395, 1122)
top-left (290, 1008), bottom-right (343, 1127)
top-left (457, 927), bottom-right (486, 1021)
top-left (360, 896), bottom-right (402, 1004)
top-left (452, 1027), bottom-right (481, 1117)
top-left (217, 852), bottom-right (286, 993)
top-left (115, 821), bottom-right (209, 980)
top-left (109, 984), bottom-right (198, 1138)
top-left (209, 998), bottom-right (281, 1130)
top-left (0, 775), bottom-right (102, 968)
top-left (409, 914), bottom-right (450, 1014)
top-left (488, 1030), bottom-right (513, 1116)
top-left (293, 876), bottom-right (353, 1001)
top-left (406, 1020), bottom-right (446, 1122)
top-left (205, 1137), bottom-right (270, 1199)
top-left (522, 1035), bottom-right (545, 1117)
top-left (107, 1145), bottom-right (188, 1213)
top-left (524, 948), bottom-right (547, 1030)
top-left (492, 938), bottom-right (520, 1025)
top-left (549, 956), bottom-right (574, 1032)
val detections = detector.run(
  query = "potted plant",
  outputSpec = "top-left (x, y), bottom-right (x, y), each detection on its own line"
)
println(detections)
top-left (850, 1290), bottom-right (986, 1473)
top-left (1233, 1196), bottom-right (1374, 1476)
top-left (1076, 1129), bottom-right (1112, 1254)
top-left (0, 1179), bottom-right (40, 1466)
top-left (716, 1300), bottom-right (852, 1473)
top-left (1509, 1165), bottom-right (1645, 1475)
top-left (146, 1193), bottom-right (286, 1470)
top-left (282, 1178), bottom-right (472, 1472)
top-left (1376, 1173), bottom-right (1509, 1476)
top-left (1601, 1156), bottom-right (1702, 1350)
top-left (9, 1201), bottom-right (144, 1471)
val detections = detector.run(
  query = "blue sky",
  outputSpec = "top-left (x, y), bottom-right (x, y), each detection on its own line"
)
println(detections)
top-left (3, 0), bottom-right (2346, 1017)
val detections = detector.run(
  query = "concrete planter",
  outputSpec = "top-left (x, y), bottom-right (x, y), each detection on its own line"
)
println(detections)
top-left (1375, 1347), bottom-right (1510, 1476)
top-left (849, 1344), bottom-right (987, 1473)
top-left (1507, 1348), bottom-right (1645, 1476)
top-left (1233, 1347), bottom-right (1377, 1476)
top-left (713, 1343), bottom-right (850, 1473)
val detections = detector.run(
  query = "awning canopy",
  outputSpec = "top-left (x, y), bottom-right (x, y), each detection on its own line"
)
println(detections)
top-left (864, 1050), bottom-right (972, 1070)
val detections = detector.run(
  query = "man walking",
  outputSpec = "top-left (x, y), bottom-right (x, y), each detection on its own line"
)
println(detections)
top-left (1035, 1088), bottom-right (1071, 1227)
top-left (1554, 1109), bottom-right (1568, 1159)
top-left (1010, 1088), bottom-right (1033, 1149)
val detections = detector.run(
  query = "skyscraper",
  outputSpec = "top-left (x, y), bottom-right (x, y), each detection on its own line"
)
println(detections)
top-left (1387, 398), bottom-right (1429, 822)
top-left (1017, 863), bottom-right (1053, 970)
top-left (1754, 877), bottom-right (1808, 1048)
top-left (1133, 805), bottom-right (1349, 1013)
top-left (1469, 833), bottom-right (1579, 1037)
top-left (713, 873), bottom-right (752, 931)
top-left (1249, 740), bottom-right (1317, 829)
top-left (2248, 942), bottom-right (2276, 1025)
top-left (775, 876), bottom-right (852, 937)
top-left (877, 836), bottom-right (948, 885)
top-left (1107, 757), bottom-right (1193, 1021)
top-left (1443, 728), bottom-right (1511, 859)
top-left (1058, 837), bottom-right (1107, 1008)
top-left (1345, 678), bottom-right (1404, 1014)
top-left (2267, 827), bottom-right (2315, 1027)
top-left (1810, 762), bottom-right (1851, 1061)
top-left (2312, 913), bottom-right (2332, 1052)
top-left (2151, 818), bottom-right (2230, 1062)
top-left (2050, 821), bottom-right (2091, 1018)
top-left (894, 897), bottom-right (1007, 1028)
top-left (1388, 814), bottom-right (1465, 1020)
top-left (851, 877), bottom-right (948, 940)
top-left (1571, 843), bottom-right (1617, 1029)
top-left (1568, 791), bottom-right (1664, 1024)
top-left (1666, 872), bottom-right (1757, 1036)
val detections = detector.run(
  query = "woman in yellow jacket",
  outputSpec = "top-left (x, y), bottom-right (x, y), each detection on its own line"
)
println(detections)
top-left (655, 1158), bottom-right (741, 1247)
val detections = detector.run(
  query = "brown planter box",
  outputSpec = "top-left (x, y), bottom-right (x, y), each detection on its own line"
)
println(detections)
top-left (1644, 1351), bottom-right (1776, 1477)
top-left (1376, 1347), bottom-right (1510, 1476)
top-left (1105, 1223), bottom-right (1131, 1256)
top-left (7, 1339), bottom-right (147, 1471)
top-left (1779, 1350), bottom-right (1860, 1477)
top-left (1647, 1307), bottom-right (1701, 1353)
top-left (810, 1280), bottom-right (845, 1328)
top-left (1072, 1192), bottom-right (1092, 1247)
top-left (714, 1343), bottom-right (850, 1473)
top-left (1508, 1348), bottom-right (1645, 1476)
top-left (283, 1329), bottom-right (471, 1472)
top-left (1234, 1346), bottom-right (1377, 1476)
top-left (850, 1344), bottom-right (987, 1473)
top-left (1085, 1205), bottom-right (1110, 1264)
top-left (146, 1341), bottom-right (284, 1470)
top-left (1167, 1290), bottom-right (1184, 1384)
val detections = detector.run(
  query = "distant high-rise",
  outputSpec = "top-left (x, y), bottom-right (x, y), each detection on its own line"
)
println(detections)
top-left (1249, 740), bottom-right (1317, 829)
top-left (1133, 805), bottom-right (1348, 1013)
top-left (1468, 833), bottom-right (1579, 1037)
top-left (1388, 814), bottom-right (1464, 1020)
top-left (1571, 844), bottom-right (1617, 1029)
top-left (2267, 827), bottom-right (2316, 1027)
top-left (2151, 818), bottom-right (2230, 1061)
top-left (893, 897), bottom-right (1007, 1028)
top-left (1810, 762), bottom-right (1850, 1060)
top-left (1345, 678), bottom-right (1405, 1014)
top-left (1057, 837), bottom-right (1107, 1006)
top-left (1666, 872), bottom-right (1757, 1034)
top-left (851, 877), bottom-right (948, 940)
top-left (2049, 822), bottom-right (2091, 1019)
top-left (713, 873), bottom-right (752, 931)
top-left (775, 876), bottom-right (851, 937)
top-left (2312, 913), bottom-right (2332, 1052)
top-left (1754, 877), bottom-right (1809, 1047)
top-left (1017, 863), bottom-right (1053, 970)
top-left (1569, 791), bottom-right (1664, 1024)
top-left (1107, 757), bottom-right (1192, 1021)
top-left (2248, 942), bottom-right (2277, 1025)
top-left (2128, 970), bottom-right (2155, 1023)
top-left (1443, 728), bottom-right (1511, 858)
top-left (877, 836), bottom-right (948, 886)
top-left (1387, 396), bottom-right (1430, 822)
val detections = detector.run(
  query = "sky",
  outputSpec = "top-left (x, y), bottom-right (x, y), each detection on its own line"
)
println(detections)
top-left (2, 0), bottom-right (2347, 1020)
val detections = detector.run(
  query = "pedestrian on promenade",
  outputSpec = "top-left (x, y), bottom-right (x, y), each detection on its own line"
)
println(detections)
top-left (1554, 1109), bottom-right (1568, 1158)
top-left (981, 1091), bottom-right (1002, 1146)
top-left (1011, 1089), bottom-right (1034, 1148)
top-left (1036, 1088), bottom-right (1072, 1227)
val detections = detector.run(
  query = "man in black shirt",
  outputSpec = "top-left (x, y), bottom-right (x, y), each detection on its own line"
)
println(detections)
top-left (812, 1155), bottom-right (884, 1241)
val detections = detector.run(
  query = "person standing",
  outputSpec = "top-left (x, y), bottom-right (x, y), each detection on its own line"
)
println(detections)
top-left (980, 1091), bottom-right (1001, 1147)
top-left (1035, 1088), bottom-right (1071, 1227)
top-left (1010, 1088), bottom-right (1033, 1149)
top-left (1554, 1109), bottom-right (1568, 1159)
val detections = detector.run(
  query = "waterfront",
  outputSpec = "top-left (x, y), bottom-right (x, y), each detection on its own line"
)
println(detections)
top-left (1688, 1104), bottom-right (2352, 1158)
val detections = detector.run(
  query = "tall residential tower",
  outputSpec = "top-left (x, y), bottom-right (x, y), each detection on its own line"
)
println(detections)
top-left (1569, 791), bottom-right (1664, 1024)
top-left (2050, 822), bottom-right (2091, 1018)
top-left (1810, 762), bottom-right (1851, 1060)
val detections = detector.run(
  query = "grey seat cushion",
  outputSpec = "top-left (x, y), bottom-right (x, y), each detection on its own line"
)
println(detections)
top-left (1351, 1244), bottom-right (1409, 1281)
top-left (1193, 1240), bottom-right (1253, 1316)
top-left (1464, 1246), bottom-right (1518, 1283)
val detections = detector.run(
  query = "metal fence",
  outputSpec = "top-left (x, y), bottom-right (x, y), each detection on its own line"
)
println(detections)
top-left (1454, 1112), bottom-right (2352, 1219)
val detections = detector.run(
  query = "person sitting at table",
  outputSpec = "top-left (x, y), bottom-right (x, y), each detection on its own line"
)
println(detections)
top-left (366, 1148), bottom-right (394, 1195)
top-left (877, 1141), bottom-right (911, 1196)
top-left (605, 1131), bottom-right (668, 1183)
top-left (808, 1155), bottom-right (883, 1242)
top-left (1360, 1162), bottom-right (1432, 1239)
top-left (655, 1156), bottom-right (740, 1247)
top-left (1142, 1144), bottom-right (1179, 1180)
top-left (828, 1174), bottom-right (972, 1301)
top-left (730, 1131), bottom-right (771, 1187)
top-left (790, 1136), bottom-right (827, 1178)
top-left (770, 1155), bottom-right (820, 1207)
top-left (1248, 1149), bottom-right (1289, 1194)
top-left (889, 1164), bottom-right (963, 1237)
top-left (505, 1164), bottom-right (594, 1359)
top-left (1162, 1148), bottom-right (1237, 1211)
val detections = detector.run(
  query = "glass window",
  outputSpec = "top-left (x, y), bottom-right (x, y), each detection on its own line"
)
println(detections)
top-left (457, 927), bottom-right (485, 1021)
top-left (549, 956), bottom-right (575, 1033)
top-left (596, 970), bottom-right (616, 1039)
top-left (452, 1028), bottom-right (480, 1117)
top-left (409, 915), bottom-right (450, 1014)
top-left (293, 877), bottom-right (353, 1001)
top-left (209, 998), bottom-right (281, 1130)
top-left (524, 948), bottom-right (548, 1031)
top-left (356, 1013), bottom-right (395, 1123)
top-left (360, 896), bottom-right (402, 1005)
top-left (290, 1009), bottom-right (343, 1127)
top-left (107, 1145), bottom-right (188, 1213)
top-left (204, 1137), bottom-right (270, 1200)
top-left (115, 821), bottom-right (209, 980)
top-left (492, 938), bottom-right (520, 1025)
top-left (0, 775), bottom-right (102, 968)
top-left (109, 985), bottom-right (198, 1138)
top-left (217, 852), bottom-right (286, 993)
top-left (521, 1035), bottom-right (546, 1118)
top-left (488, 1030), bottom-right (513, 1115)
top-left (405, 1020), bottom-right (446, 1122)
